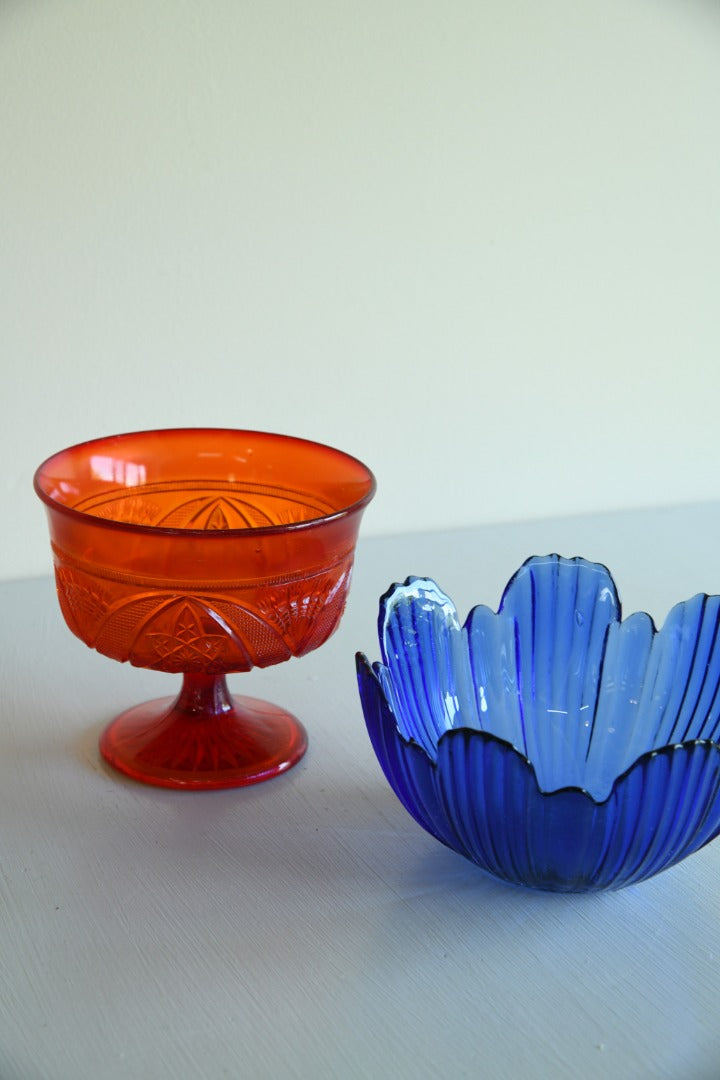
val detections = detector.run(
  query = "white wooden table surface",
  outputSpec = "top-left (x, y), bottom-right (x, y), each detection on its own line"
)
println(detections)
top-left (3, 504), bottom-right (720, 1079)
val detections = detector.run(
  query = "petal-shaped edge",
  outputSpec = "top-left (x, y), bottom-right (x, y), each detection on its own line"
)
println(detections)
top-left (375, 558), bottom-right (720, 801)
top-left (493, 555), bottom-right (621, 794)
top-left (376, 558), bottom-right (625, 793)
top-left (358, 653), bottom-right (720, 890)
top-left (378, 577), bottom-right (477, 758)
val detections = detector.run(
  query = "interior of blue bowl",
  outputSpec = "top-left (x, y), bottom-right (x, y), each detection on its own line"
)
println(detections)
top-left (377, 555), bottom-right (720, 802)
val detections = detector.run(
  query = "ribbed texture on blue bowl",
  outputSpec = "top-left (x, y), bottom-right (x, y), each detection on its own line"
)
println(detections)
top-left (357, 555), bottom-right (720, 891)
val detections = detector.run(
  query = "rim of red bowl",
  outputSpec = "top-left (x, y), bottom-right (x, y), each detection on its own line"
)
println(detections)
top-left (34, 427), bottom-right (377, 539)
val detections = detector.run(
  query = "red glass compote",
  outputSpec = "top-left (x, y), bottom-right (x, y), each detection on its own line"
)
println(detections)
top-left (34, 430), bottom-right (375, 789)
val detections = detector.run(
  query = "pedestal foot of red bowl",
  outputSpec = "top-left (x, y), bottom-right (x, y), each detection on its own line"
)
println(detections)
top-left (99, 674), bottom-right (308, 789)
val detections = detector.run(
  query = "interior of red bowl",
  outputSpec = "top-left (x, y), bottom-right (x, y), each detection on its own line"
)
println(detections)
top-left (34, 428), bottom-right (376, 533)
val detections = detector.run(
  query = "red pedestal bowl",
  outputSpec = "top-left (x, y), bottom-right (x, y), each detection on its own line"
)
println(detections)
top-left (35, 429), bottom-right (375, 789)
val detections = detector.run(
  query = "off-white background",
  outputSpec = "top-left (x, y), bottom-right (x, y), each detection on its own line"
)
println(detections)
top-left (2, 0), bottom-right (720, 581)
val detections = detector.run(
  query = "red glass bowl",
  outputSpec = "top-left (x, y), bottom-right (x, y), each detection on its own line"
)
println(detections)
top-left (35, 429), bottom-right (375, 789)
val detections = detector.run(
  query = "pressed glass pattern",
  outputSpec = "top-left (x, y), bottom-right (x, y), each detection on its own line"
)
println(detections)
top-left (357, 555), bottom-right (720, 890)
top-left (35, 429), bottom-right (375, 789)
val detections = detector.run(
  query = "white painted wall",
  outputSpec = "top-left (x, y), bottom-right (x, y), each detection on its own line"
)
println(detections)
top-left (3, 0), bottom-right (720, 581)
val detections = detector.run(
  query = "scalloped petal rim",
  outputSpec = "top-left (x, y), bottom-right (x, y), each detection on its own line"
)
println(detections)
top-left (375, 556), bottom-right (720, 801)
top-left (357, 655), bottom-right (720, 806)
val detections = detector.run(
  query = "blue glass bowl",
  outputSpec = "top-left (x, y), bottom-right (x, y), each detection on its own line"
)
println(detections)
top-left (356, 555), bottom-right (720, 891)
